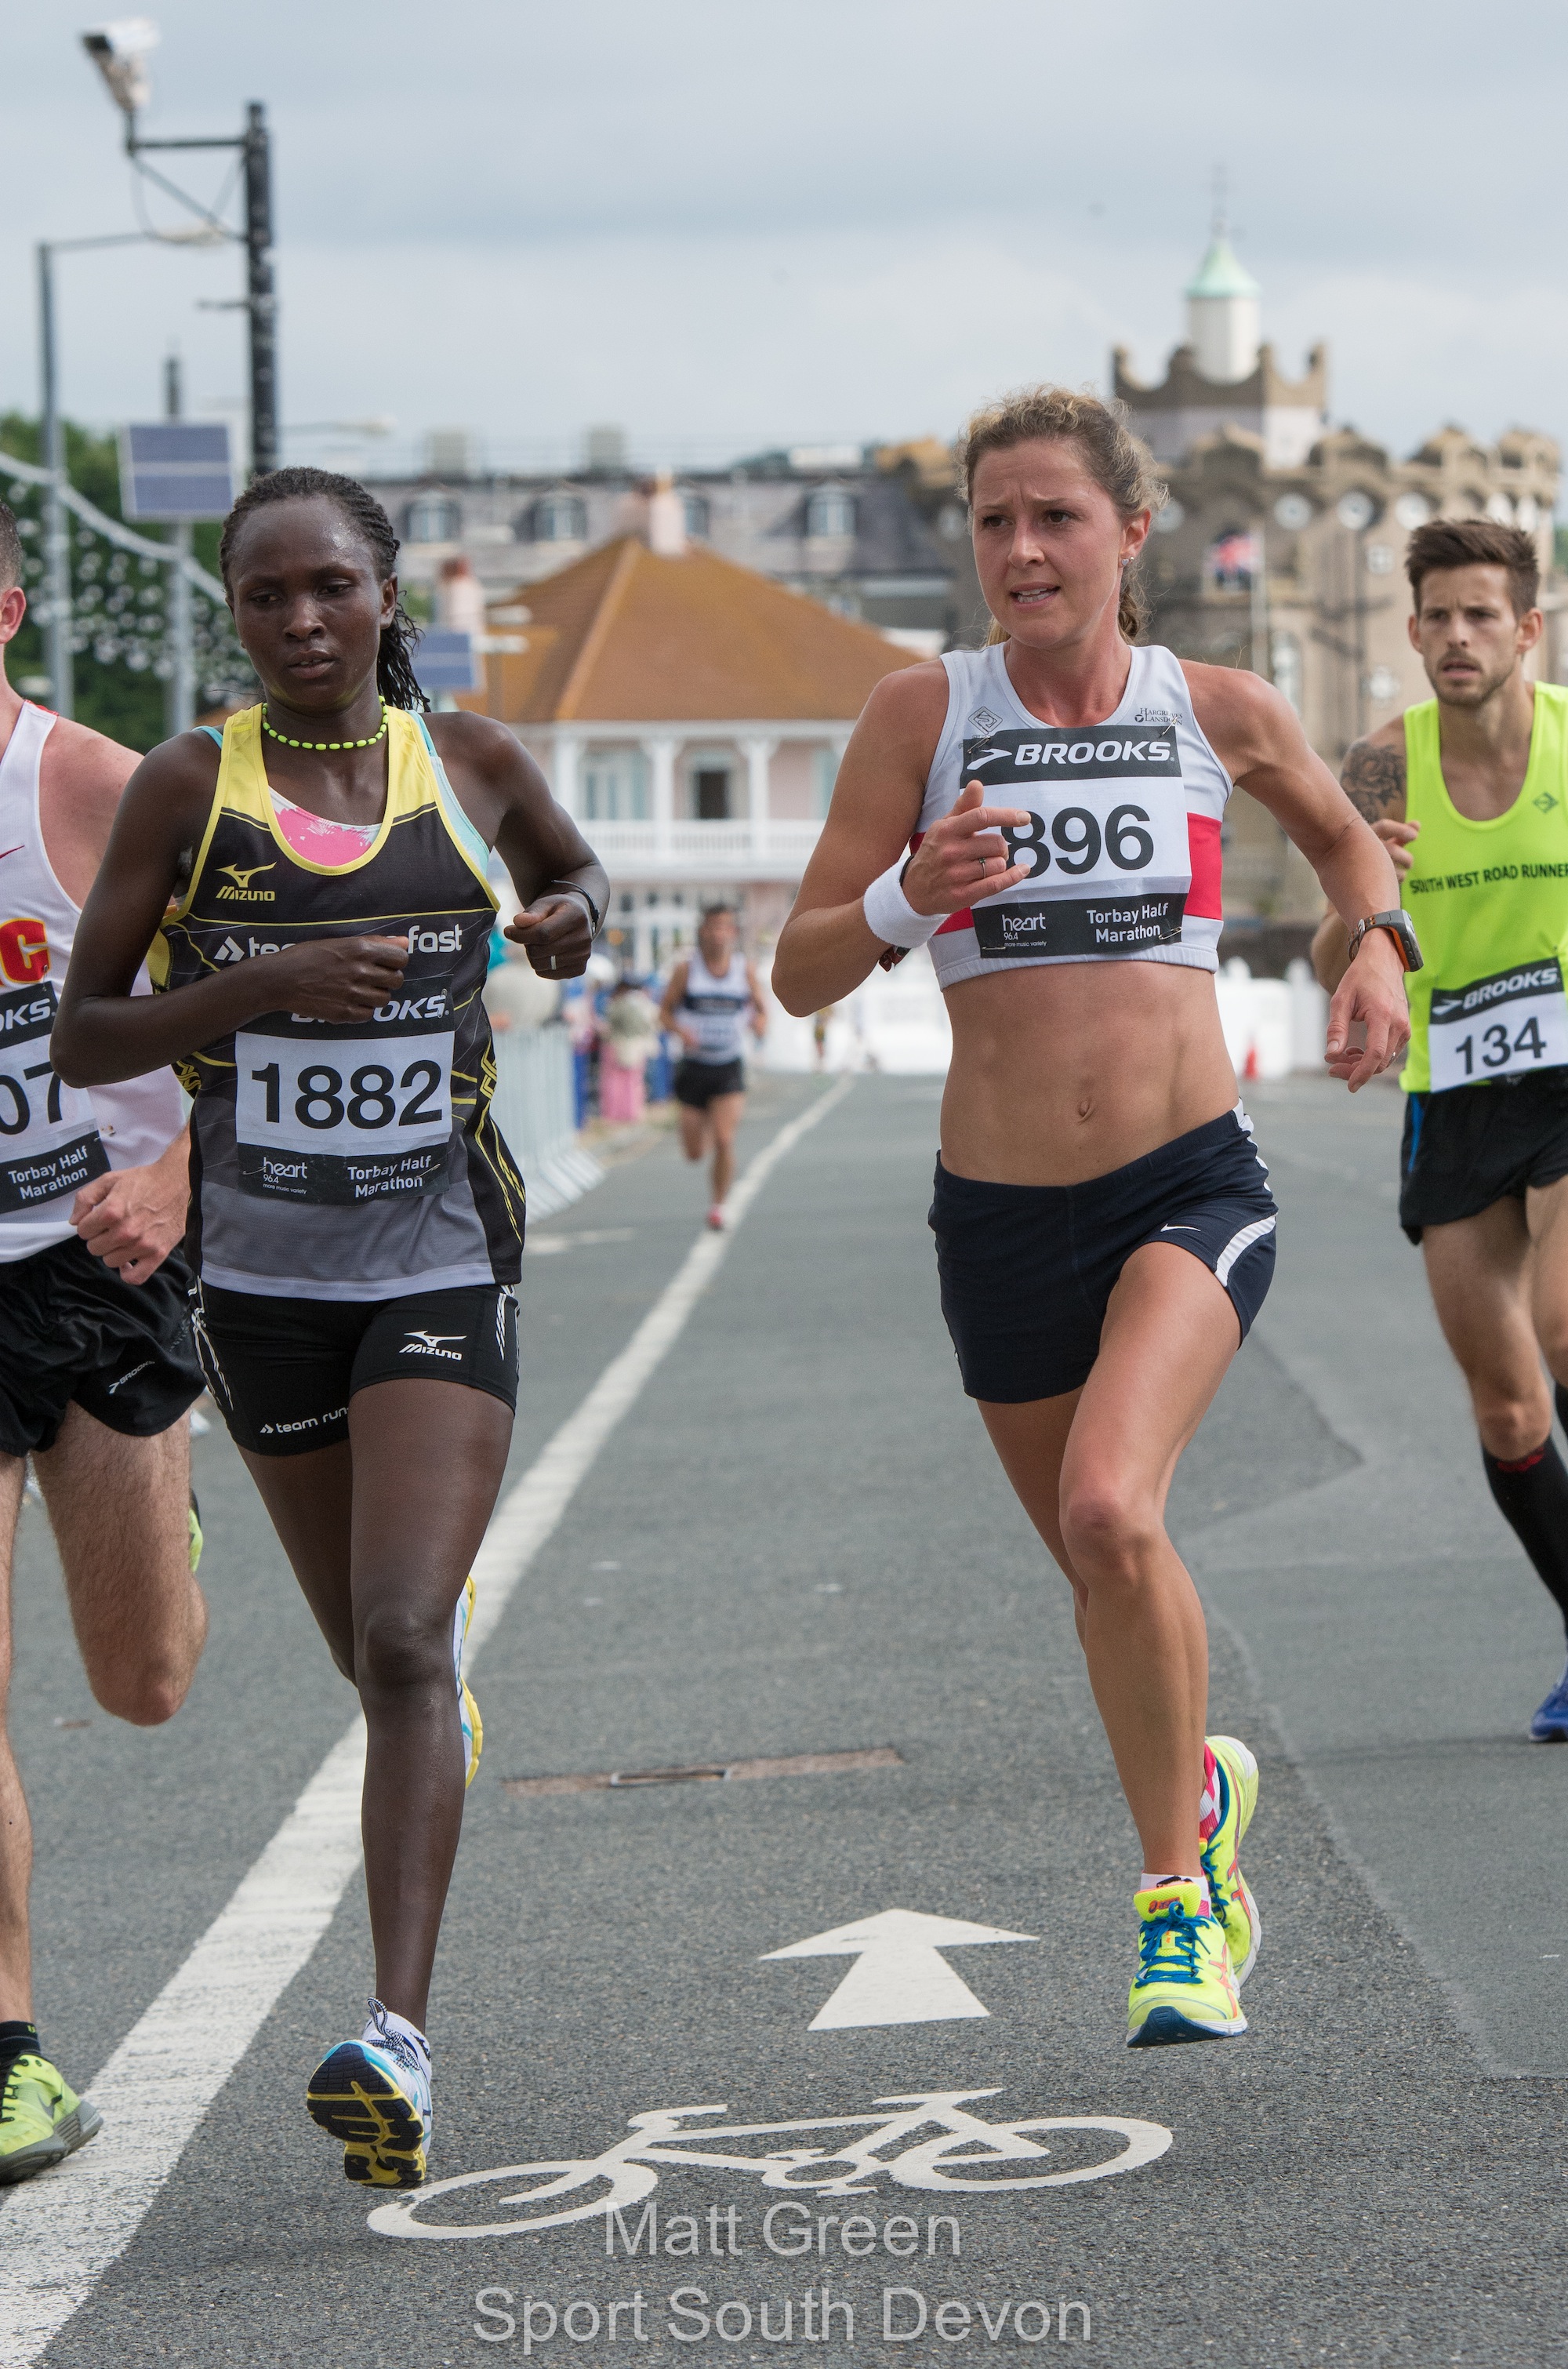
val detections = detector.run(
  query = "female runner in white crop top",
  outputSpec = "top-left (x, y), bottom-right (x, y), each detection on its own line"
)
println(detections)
top-left (773, 387), bottom-right (1413, 2049)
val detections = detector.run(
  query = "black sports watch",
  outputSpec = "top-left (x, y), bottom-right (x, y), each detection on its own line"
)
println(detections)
top-left (546, 881), bottom-right (602, 936)
top-left (1346, 908), bottom-right (1422, 974)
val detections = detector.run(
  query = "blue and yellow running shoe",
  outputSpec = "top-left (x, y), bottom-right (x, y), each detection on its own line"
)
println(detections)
top-left (1202, 1734), bottom-right (1261, 1984)
top-left (1530, 1659), bottom-right (1568, 1742)
top-left (455, 1576), bottom-right (482, 1788)
top-left (1127, 1879), bottom-right (1247, 2047)
top-left (307, 2001), bottom-right (432, 2188)
top-left (0, 2053), bottom-right (103, 2185)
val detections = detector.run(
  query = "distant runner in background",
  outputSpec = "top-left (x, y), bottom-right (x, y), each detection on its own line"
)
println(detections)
top-left (598, 976), bottom-right (660, 1125)
top-left (812, 1005), bottom-right (837, 1070)
top-left (0, 501), bottom-right (207, 2186)
top-left (660, 905), bottom-right (765, 1229)
top-left (1314, 518), bottom-right (1568, 1741)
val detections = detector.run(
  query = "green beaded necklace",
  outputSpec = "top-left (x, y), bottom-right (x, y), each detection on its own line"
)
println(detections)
top-left (261, 699), bottom-right (389, 753)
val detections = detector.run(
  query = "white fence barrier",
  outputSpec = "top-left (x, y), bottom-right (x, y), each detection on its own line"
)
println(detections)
top-left (1217, 957), bottom-right (1330, 1080)
top-left (759, 948), bottom-right (952, 1075)
top-left (760, 950), bottom-right (1330, 1082)
top-left (488, 1025), bottom-right (604, 1219)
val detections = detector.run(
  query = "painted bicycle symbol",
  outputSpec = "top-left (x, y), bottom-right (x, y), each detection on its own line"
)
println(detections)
top-left (368, 2087), bottom-right (1173, 2241)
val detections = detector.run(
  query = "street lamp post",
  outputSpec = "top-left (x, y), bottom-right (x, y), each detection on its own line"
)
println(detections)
top-left (38, 244), bottom-right (67, 721)
top-left (242, 103), bottom-right (277, 478)
top-left (36, 229), bottom-right (153, 717)
top-left (162, 351), bottom-right (194, 737)
top-left (82, 22), bottom-right (278, 480)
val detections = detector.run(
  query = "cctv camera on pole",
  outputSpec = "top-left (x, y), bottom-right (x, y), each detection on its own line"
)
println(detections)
top-left (81, 17), bottom-right (160, 127)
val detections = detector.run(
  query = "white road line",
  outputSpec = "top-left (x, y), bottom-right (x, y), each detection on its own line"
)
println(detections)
top-left (0, 1074), bottom-right (854, 2367)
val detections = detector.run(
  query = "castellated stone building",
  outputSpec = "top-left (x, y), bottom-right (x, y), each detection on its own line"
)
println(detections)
top-left (1117, 231), bottom-right (1563, 927)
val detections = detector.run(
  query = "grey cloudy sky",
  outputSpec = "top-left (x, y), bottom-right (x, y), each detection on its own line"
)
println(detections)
top-left (7, 0), bottom-right (1568, 478)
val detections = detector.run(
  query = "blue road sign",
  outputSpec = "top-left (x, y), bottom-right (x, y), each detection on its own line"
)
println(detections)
top-left (118, 422), bottom-right (236, 522)
top-left (412, 628), bottom-right (481, 694)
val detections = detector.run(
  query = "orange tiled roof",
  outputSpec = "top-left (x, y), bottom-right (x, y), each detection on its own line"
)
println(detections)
top-left (458, 536), bottom-right (923, 725)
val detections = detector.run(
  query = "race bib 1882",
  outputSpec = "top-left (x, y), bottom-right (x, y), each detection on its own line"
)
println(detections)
top-left (1428, 958), bottom-right (1568, 1092)
top-left (961, 728), bottom-right (1190, 960)
top-left (234, 1026), bottom-right (454, 1204)
top-left (0, 979), bottom-right (109, 1215)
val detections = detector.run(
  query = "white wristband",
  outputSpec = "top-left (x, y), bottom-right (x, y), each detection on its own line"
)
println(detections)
top-left (862, 857), bottom-right (942, 950)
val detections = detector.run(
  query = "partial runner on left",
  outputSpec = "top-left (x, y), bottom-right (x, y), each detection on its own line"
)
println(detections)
top-left (0, 498), bottom-right (209, 2188)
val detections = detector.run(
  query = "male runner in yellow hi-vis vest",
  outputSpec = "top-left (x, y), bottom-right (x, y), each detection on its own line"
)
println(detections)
top-left (1315, 517), bottom-right (1568, 1739)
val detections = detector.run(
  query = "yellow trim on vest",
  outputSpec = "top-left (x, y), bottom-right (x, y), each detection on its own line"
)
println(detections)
top-left (165, 733), bottom-right (230, 928)
top-left (232, 703), bottom-right (412, 877)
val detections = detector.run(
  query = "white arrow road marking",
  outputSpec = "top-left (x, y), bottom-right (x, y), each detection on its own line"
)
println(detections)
top-left (764, 1908), bottom-right (1036, 2030)
top-left (0, 1076), bottom-right (854, 2369)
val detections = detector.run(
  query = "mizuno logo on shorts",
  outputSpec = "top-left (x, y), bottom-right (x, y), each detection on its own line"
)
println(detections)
top-left (401, 1330), bottom-right (464, 1361)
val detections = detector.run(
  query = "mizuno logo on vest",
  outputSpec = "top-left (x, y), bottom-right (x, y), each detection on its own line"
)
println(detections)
top-left (216, 862), bottom-right (277, 902)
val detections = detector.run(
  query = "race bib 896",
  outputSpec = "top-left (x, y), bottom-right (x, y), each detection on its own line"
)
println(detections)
top-left (234, 1026), bottom-right (454, 1204)
top-left (962, 728), bottom-right (1191, 960)
top-left (1428, 958), bottom-right (1568, 1092)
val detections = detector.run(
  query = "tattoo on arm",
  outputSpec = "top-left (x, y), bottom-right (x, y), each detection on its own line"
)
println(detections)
top-left (1341, 738), bottom-right (1406, 824)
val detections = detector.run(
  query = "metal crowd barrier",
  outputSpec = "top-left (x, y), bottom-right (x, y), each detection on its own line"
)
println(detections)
top-left (488, 1023), bottom-right (604, 1221)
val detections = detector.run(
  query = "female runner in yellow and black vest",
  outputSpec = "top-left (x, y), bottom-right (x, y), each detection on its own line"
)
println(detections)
top-left (53, 469), bottom-right (608, 2190)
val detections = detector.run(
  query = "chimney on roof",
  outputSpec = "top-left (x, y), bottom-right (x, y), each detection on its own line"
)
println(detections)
top-left (647, 469), bottom-right (687, 558)
top-left (436, 554), bottom-right (485, 638)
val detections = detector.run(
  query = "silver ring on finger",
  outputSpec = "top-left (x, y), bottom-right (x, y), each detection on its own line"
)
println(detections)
top-left (549, 954), bottom-right (557, 972)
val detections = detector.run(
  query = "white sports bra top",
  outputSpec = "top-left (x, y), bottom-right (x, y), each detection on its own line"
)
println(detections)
top-left (915, 642), bottom-right (1231, 990)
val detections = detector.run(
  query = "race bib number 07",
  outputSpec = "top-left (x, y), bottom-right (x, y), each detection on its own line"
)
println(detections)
top-left (0, 979), bottom-right (109, 1215)
top-left (1428, 958), bottom-right (1568, 1092)
top-left (960, 728), bottom-right (1191, 961)
top-left (234, 1027), bottom-right (454, 1204)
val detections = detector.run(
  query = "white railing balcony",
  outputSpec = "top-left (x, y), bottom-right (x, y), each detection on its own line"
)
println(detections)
top-left (577, 816), bottom-right (825, 880)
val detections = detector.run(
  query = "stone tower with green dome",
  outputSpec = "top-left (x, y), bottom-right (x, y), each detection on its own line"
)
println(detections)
top-left (1185, 227), bottom-right (1261, 383)
top-left (1112, 223), bottom-right (1327, 469)
top-left (1110, 216), bottom-right (1561, 932)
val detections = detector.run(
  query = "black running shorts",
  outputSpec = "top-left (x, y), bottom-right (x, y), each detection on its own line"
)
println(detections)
top-left (0, 1234), bottom-right (204, 1459)
top-left (191, 1281), bottom-right (520, 1458)
top-left (673, 1058), bottom-right (745, 1109)
top-left (1399, 1070), bottom-right (1568, 1242)
top-left (929, 1106), bottom-right (1278, 1403)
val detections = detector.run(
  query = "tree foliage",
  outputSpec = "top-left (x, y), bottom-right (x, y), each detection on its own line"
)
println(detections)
top-left (0, 412), bottom-right (252, 753)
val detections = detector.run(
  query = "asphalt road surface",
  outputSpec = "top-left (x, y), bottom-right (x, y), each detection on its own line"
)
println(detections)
top-left (5, 1070), bottom-right (1567, 2367)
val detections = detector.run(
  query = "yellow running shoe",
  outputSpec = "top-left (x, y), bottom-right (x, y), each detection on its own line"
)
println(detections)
top-left (0, 2053), bottom-right (103, 2185)
top-left (307, 2004), bottom-right (431, 2189)
top-left (1127, 1879), bottom-right (1247, 2047)
top-left (454, 1576), bottom-right (482, 1789)
top-left (1202, 1735), bottom-right (1261, 1984)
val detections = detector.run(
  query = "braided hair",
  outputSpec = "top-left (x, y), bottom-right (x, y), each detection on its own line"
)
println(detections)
top-left (218, 466), bottom-right (430, 711)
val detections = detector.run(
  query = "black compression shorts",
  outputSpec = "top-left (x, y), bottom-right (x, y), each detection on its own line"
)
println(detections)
top-left (1399, 1068), bottom-right (1568, 1241)
top-left (191, 1280), bottom-right (520, 1458)
top-left (0, 1234), bottom-right (203, 1459)
top-left (929, 1106), bottom-right (1278, 1403)
top-left (673, 1058), bottom-right (745, 1108)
